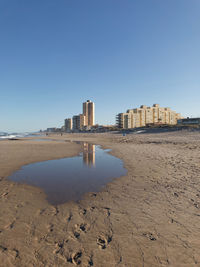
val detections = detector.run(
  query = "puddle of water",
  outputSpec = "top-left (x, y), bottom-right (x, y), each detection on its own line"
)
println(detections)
top-left (7, 143), bottom-right (127, 205)
top-left (30, 138), bottom-right (54, 142)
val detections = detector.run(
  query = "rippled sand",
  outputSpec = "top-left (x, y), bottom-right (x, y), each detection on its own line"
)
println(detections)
top-left (0, 131), bottom-right (200, 266)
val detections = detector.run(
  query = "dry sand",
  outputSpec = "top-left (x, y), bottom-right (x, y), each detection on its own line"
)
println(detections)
top-left (0, 131), bottom-right (200, 267)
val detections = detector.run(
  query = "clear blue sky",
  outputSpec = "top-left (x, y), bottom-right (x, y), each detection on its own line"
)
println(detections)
top-left (0, 0), bottom-right (200, 132)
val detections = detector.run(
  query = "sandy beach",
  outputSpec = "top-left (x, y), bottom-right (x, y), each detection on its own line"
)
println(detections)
top-left (1, 131), bottom-right (200, 267)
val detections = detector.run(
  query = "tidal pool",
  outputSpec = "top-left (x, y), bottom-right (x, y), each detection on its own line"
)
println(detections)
top-left (8, 142), bottom-right (127, 205)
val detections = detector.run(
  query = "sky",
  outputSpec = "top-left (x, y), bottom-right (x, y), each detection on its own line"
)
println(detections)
top-left (0, 0), bottom-right (200, 132)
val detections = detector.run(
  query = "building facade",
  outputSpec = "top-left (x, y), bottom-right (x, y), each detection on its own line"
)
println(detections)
top-left (46, 127), bottom-right (57, 132)
top-left (64, 100), bottom-right (95, 131)
top-left (83, 100), bottom-right (95, 126)
top-left (64, 118), bottom-right (73, 132)
top-left (73, 114), bottom-right (86, 130)
top-left (177, 117), bottom-right (200, 125)
top-left (116, 104), bottom-right (182, 129)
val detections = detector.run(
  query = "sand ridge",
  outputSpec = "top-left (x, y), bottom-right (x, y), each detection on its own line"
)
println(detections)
top-left (0, 131), bottom-right (200, 266)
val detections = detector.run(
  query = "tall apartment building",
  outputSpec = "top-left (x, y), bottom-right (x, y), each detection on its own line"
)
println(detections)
top-left (73, 114), bottom-right (86, 130)
top-left (64, 118), bottom-right (73, 132)
top-left (64, 100), bottom-right (95, 131)
top-left (83, 100), bottom-right (95, 126)
top-left (116, 104), bottom-right (182, 129)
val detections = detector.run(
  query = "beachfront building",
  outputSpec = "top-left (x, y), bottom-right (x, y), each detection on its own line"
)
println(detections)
top-left (73, 114), bottom-right (86, 130)
top-left (46, 127), bottom-right (57, 132)
top-left (64, 118), bottom-right (73, 132)
top-left (64, 100), bottom-right (95, 131)
top-left (83, 100), bottom-right (95, 126)
top-left (177, 117), bottom-right (200, 126)
top-left (116, 104), bottom-right (182, 129)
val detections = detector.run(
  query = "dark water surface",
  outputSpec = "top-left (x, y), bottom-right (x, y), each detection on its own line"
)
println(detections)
top-left (8, 143), bottom-right (127, 205)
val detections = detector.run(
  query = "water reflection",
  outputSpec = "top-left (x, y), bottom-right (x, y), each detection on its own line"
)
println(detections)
top-left (7, 142), bottom-right (127, 205)
top-left (83, 143), bottom-right (95, 166)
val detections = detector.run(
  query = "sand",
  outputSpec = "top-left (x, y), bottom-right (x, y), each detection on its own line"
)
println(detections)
top-left (0, 131), bottom-right (200, 267)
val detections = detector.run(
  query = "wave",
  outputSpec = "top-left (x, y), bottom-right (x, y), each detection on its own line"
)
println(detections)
top-left (0, 132), bottom-right (40, 140)
top-left (0, 135), bottom-right (18, 139)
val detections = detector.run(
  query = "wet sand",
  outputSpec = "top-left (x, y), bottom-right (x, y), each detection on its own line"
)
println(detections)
top-left (0, 131), bottom-right (200, 266)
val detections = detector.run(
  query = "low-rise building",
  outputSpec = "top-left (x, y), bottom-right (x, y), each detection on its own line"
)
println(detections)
top-left (177, 117), bottom-right (200, 125)
top-left (46, 127), bottom-right (57, 132)
top-left (116, 104), bottom-right (182, 129)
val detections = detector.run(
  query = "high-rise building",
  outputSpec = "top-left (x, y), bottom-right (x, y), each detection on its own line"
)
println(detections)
top-left (65, 100), bottom-right (95, 131)
top-left (64, 118), bottom-right (72, 132)
top-left (116, 104), bottom-right (182, 129)
top-left (83, 100), bottom-right (95, 126)
top-left (73, 114), bottom-right (86, 130)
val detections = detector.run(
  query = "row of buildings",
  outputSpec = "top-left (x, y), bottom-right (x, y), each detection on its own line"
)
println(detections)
top-left (116, 104), bottom-right (182, 129)
top-left (65, 100), bottom-right (95, 131)
top-left (47, 102), bottom-right (199, 133)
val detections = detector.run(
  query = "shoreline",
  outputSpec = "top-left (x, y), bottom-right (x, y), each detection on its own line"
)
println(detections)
top-left (1, 131), bottom-right (200, 266)
top-left (0, 139), bottom-right (81, 178)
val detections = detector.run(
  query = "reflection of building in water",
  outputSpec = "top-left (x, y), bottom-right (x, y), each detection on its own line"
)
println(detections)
top-left (83, 143), bottom-right (95, 166)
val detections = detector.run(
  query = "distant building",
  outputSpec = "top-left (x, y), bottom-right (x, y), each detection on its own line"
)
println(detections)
top-left (64, 100), bottom-right (95, 131)
top-left (73, 114), bottom-right (86, 130)
top-left (83, 100), bottom-right (95, 126)
top-left (116, 104), bottom-right (182, 129)
top-left (46, 127), bottom-right (57, 132)
top-left (61, 126), bottom-right (65, 131)
top-left (64, 118), bottom-right (73, 132)
top-left (177, 117), bottom-right (200, 125)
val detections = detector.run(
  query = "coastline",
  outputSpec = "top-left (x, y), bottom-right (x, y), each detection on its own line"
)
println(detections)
top-left (1, 131), bottom-right (200, 266)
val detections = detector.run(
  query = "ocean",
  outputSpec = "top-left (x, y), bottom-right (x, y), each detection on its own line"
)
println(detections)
top-left (0, 132), bottom-right (40, 140)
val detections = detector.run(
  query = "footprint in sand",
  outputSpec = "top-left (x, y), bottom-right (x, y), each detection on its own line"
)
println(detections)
top-left (142, 232), bottom-right (157, 241)
top-left (73, 223), bottom-right (89, 239)
top-left (1, 192), bottom-right (8, 198)
top-left (67, 251), bottom-right (82, 265)
top-left (53, 241), bottom-right (64, 255)
top-left (37, 208), bottom-right (46, 215)
top-left (47, 223), bottom-right (54, 233)
top-left (0, 245), bottom-right (7, 252)
top-left (0, 246), bottom-right (19, 259)
top-left (5, 221), bottom-right (15, 230)
top-left (97, 235), bottom-right (112, 249)
top-left (67, 213), bottom-right (73, 222)
top-left (79, 208), bottom-right (87, 216)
